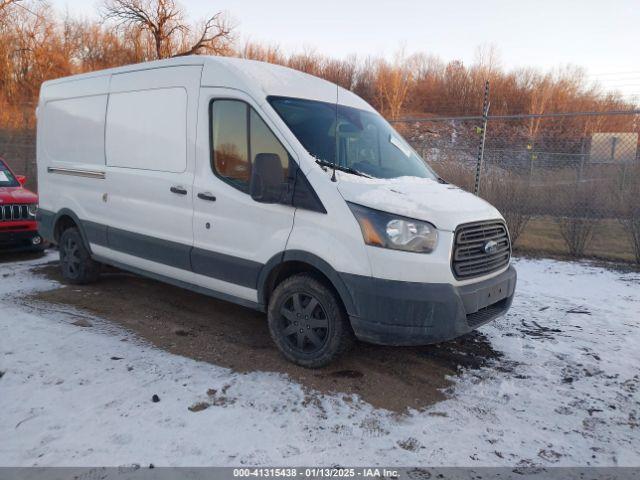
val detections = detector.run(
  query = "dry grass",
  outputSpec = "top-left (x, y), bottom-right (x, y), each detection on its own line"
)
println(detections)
top-left (516, 216), bottom-right (636, 262)
top-left (434, 160), bottom-right (638, 263)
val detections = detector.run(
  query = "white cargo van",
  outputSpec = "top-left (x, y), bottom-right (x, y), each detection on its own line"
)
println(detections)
top-left (36, 56), bottom-right (516, 367)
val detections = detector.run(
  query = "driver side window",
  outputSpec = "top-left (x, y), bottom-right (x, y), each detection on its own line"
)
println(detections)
top-left (210, 99), bottom-right (290, 193)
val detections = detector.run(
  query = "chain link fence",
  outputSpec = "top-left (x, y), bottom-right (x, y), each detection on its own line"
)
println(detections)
top-left (2, 107), bottom-right (640, 264)
top-left (401, 111), bottom-right (640, 264)
top-left (0, 128), bottom-right (36, 190)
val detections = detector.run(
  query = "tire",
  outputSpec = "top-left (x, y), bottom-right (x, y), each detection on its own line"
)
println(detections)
top-left (267, 273), bottom-right (354, 368)
top-left (59, 227), bottom-right (101, 284)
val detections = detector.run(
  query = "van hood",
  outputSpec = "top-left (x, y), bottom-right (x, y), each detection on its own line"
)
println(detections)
top-left (336, 174), bottom-right (502, 232)
top-left (0, 186), bottom-right (38, 204)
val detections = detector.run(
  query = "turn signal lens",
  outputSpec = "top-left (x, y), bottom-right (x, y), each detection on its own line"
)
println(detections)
top-left (358, 217), bottom-right (384, 247)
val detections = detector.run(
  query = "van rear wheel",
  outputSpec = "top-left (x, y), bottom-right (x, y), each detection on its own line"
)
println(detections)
top-left (59, 227), bottom-right (101, 284)
top-left (268, 273), bottom-right (353, 368)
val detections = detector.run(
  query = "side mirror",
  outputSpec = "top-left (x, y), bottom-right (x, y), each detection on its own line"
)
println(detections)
top-left (250, 153), bottom-right (285, 204)
top-left (16, 175), bottom-right (27, 186)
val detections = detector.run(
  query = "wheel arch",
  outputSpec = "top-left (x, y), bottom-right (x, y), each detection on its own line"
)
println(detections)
top-left (257, 250), bottom-right (357, 317)
top-left (52, 208), bottom-right (91, 251)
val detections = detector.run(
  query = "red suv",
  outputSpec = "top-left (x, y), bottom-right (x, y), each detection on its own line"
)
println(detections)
top-left (0, 157), bottom-right (43, 251)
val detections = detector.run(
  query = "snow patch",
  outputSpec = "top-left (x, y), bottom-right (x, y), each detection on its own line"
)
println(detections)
top-left (1, 253), bottom-right (639, 466)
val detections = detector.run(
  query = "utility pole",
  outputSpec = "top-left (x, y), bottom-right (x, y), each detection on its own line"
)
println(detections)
top-left (474, 80), bottom-right (490, 196)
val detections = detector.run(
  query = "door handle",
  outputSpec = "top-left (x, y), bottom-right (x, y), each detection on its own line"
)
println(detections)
top-left (170, 186), bottom-right (188, 195)
top-left (197, 192), bottom-right (217, 202)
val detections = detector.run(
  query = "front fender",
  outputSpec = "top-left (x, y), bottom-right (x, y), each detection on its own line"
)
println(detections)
top-left (257, 250), bottom-right (357, 316)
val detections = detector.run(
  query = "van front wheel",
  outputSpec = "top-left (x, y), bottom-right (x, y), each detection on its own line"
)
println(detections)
top-left (268, 274), bottom-right (353, 368)
top-left (59, 227), bottom-right (101, 284)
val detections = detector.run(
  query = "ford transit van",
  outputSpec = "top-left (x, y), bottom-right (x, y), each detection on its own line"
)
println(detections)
top-left (36, 56), bottom-right (516, 367)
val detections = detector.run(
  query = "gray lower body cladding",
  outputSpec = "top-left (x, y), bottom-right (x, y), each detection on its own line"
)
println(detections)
top-left (39, 208), bottom-right (517, 345)
top-left (342, 266), bottom-right (517, 345)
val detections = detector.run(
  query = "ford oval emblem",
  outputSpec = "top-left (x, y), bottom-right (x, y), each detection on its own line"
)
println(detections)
top-left (484, 240), bottom-right (499, 254)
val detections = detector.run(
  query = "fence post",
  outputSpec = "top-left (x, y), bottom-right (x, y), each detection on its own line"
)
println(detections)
top-left (474, 80), bottom-right (490, 195)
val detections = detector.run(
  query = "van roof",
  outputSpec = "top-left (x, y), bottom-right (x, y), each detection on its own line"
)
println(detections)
top-left (40, 55), bottom-right (374, 111)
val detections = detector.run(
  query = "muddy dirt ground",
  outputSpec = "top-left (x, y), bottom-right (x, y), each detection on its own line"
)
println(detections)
top-left (17, 254), bottom-right (503, 412)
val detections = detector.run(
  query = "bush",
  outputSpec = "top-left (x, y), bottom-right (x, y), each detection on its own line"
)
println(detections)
top-left (432, 158), bottom-right (475, 191)
top-left (620, 214), bottom-right (640, 264)
top-left (482, 172), bottom-right (533, 244)
top-left (555, 185), bottom-right (599, 257)
top-left (557, 216), bottom-right (597, 257)
top-left (618, 166), bottom-right (640, 264)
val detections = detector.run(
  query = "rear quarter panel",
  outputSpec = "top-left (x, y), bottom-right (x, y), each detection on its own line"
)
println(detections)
top-left (37, 75), bottom-right (110, 226)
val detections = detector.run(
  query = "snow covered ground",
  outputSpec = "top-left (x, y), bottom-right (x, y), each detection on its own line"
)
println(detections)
top-left (0, 253), bottom-right (639, 466)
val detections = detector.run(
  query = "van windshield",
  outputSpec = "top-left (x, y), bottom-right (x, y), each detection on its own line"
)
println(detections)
top-left (0, 161), bottom-right (19, 187)
top-left (268, 96), bottom-right (437, 180)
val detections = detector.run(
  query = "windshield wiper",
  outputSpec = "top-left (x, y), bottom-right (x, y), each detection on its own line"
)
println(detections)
top-left (315, 159), bottom-right (371, 178)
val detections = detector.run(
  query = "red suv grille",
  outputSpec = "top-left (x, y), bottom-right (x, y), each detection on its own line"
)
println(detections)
top-left (0, 204), bottom-right (32, 222)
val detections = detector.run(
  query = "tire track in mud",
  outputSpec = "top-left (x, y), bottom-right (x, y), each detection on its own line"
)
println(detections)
top-left (22, 262), bottom-right (504, 412)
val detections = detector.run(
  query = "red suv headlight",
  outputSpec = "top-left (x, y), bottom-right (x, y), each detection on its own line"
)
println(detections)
top-left (28, 204), bottom-right (38, 218)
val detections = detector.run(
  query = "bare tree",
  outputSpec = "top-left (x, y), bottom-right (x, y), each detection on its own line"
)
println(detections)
top-left (321, 55), bottom-right (359, 90)
top-left (473, 43), bottom-right (502, 75)
top-left (287, 47), bottom-right (322, 76)
top-left (239, 41), bottom-right (284, 65)
top-left (374, 51), bottom-right (415, 120)
top-left (0, 0), bottom-right (25, 26)
top-left (101, 0), bottom-right (233, 60)
top-left (174, 11), bottom-right (233, 56)
top-left (0, 0), bottom-right (22, 15)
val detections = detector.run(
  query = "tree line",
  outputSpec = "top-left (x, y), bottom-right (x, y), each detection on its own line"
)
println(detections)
top-left (0, 0), bottom-right (636, 130)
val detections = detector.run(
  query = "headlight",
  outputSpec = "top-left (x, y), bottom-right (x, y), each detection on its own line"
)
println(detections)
top-left (28, 204), bottom-right (38, 217)
top-left (348, 202), bottom-right (438, 253)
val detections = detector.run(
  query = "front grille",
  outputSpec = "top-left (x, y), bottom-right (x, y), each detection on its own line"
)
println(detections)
top-left (452, 220), bottom-right (511, 279)
top-left (0, 204), bottom-right (33, 222)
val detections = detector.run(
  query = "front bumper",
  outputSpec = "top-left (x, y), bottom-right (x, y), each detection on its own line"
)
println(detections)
top-left (0, 228), bottom-right (42, 250)
top-left (342, 265), bottom-right (517, 345)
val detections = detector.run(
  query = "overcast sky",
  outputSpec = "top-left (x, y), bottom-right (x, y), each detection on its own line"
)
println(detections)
top-left (50, 0), bottom-right (640, 100)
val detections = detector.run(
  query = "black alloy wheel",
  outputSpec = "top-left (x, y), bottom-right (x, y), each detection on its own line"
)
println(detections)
top-left (58, 227), bottom-right (101, 284)
top-left (60, 234), bottom-right (82, 279)
top-left (267, 273), bottom-right (354, 368)
top-left (278, 292), bottom-right (330, 353)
